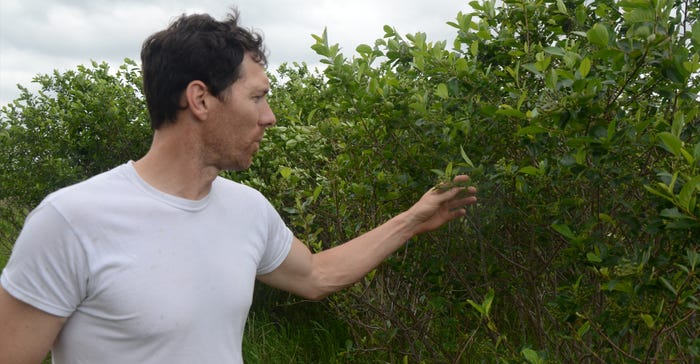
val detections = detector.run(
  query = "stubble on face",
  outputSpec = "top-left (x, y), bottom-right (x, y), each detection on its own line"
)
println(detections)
top-left (201, 55), bottom-right (274, 172)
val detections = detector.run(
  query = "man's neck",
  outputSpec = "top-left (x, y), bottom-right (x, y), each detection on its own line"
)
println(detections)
top-left (133, 124), bottom-right (220, 201)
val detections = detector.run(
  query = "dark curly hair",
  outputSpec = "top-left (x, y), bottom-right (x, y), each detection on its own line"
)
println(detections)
top-left (140, 9), bottom-right (267, 129)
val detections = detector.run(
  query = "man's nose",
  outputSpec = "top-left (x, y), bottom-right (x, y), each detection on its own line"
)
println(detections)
top-left (260, 100), bottom-right (276, 127)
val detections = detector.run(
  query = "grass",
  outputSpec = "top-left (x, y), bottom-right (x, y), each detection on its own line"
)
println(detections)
top-left (243, 304), bottom-right (353, 363)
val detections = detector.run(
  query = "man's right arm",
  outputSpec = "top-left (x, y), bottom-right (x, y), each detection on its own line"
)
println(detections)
top-left (0, 285), bottom-right (65, 364)
top-left (258, 175), bottom-right (477, 300)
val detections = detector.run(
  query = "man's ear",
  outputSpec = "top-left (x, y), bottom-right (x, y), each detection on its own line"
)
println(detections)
top-left (183, 80), bottom-right (211, 121)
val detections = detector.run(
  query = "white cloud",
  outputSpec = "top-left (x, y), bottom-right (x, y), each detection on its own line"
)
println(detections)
top-left (0, 0), bottom-right (469, 105)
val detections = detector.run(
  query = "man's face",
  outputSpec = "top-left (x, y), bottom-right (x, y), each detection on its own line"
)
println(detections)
top-left (202, 53), bottom-right (276, 171)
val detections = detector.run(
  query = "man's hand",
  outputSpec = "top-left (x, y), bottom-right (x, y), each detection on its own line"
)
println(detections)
top-left (405, 175), bottom-right (477, 236)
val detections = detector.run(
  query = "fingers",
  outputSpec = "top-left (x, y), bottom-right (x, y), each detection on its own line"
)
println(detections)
top-left (444, 177), bottom-right (477, 209)
top-left (447, 195), bottom-right (476, 210)
top-left (452, 174), bottom-right (471, 183)
top-left (450, 207), bottom-right (467, 219)
top-left (429, 186), bottom-right (476, 208)
top-left (428, 174), bottom-right (478, 212)
top-left (433, 175), bottom-right (475, 192)
top-left (443, 184), bottom-right (477, 199)
top-left (430, 185), bottom-right (463, 200)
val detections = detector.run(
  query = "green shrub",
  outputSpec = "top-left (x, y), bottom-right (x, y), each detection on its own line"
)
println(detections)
top-left (241, 0), bottom-right (699, 361)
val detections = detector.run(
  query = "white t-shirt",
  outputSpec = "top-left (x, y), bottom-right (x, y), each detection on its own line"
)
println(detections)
top-left (1, 162), bottom-right (294, 363)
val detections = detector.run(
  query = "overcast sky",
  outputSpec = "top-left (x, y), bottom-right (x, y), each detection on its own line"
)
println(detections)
top-left (0, 0), bottom-right (471, 106)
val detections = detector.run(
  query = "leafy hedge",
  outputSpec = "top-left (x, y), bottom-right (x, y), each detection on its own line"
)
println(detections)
top-left (1, 0), bottom-right (698, 362)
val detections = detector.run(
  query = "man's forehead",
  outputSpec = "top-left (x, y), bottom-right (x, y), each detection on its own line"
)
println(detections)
top-left (236, 55), bottom-right (269, 87)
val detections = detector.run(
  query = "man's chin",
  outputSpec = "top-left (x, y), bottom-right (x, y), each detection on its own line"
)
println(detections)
top-left (224, 158), bottom-right (253, 172)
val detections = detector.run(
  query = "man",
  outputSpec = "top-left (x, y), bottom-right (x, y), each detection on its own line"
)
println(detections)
top-left (0, 10), bottom-right (477, 364)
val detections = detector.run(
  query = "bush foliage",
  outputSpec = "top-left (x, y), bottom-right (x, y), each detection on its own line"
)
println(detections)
top-left (1, 0), bottom-right (698, 362)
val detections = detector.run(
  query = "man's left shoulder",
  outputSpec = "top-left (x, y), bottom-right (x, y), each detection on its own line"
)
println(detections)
top-left (213, 177), bottom-right (266, 200)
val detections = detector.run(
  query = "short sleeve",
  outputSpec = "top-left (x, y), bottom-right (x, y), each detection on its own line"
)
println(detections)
top-left (0, 202), bottom-right (89, 317)
top-left (256, 199), bottom-right (293, 275)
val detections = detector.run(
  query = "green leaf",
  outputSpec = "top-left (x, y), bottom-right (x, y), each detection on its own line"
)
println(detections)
top-left (576, 321), bottom-right (590, 339)
top-left (310, 28), bottom-right (331, 57)
top-left (579, 57), bottom-right (592, 78)
top-left (496, 107), bottom-right (526, 118)
top-left (431, 169), bottom-right (445, 177)
top-left (470, 40), bottom-right (479, 58)
top-left (467, 289), bottom-right (494, 318)
top-left (587, 252), bottom-right (603, 263)
top-left (414, 54), bottom-right (425, 71)
top-left (692, 22), bottom-right (700, 47)
top-left (517, 126), bottom-right (548, 136)
top-left (687, 249), bottom-right (699, 271)
top-left (671, 113), bottom-right (686, 137)
top-left (544, 47), bottom-right (566, 57)
top-left (587, 23), bottom-right (609, 47)
top-left (383, 25), bottom-right (395, 37)
top-left (436, 83), bottom-right (449, 99)
top-left (460, 146), bottom-right (475, 168)
top-left (279, 166), bottom-right (293, 179)
top-left (678, 176), bottom-right (700, 212)
top-left (522, 348), bottom-right (544, 364)
top-left (556, 0), bottom-right (568, 14)
top-left (661, 62), bottom-right (685, 83)
top-left (644, 184), bottom-right (672, 201)
top-left (545, 68), bottom-right (558, 90)
top-left (657, 132), bottom-right (683, 156)
top-left (619, 0), bottom-right (653, 8)
top-left (659, 277), bottom-right (678, 295)
top-left (608, 279), bottom-right (633, 294)
top-left (518, 166), bottom-right (542, 176)
top-left (522, 63), bottom-right (541, 76)
top-left (605, 118), bottom-right (617, 143)
top-left (660, 207), bottom-right (689, 220)
top-left (552, 223), bottom-right (575, 240)
top-left (467, 299), bottom-right (484, 315)
top-left (355, 44), bottom-right (373, 55)
top-left (482, 289), bottom-right (494, 316)
top-left (445, 161), bottom-right (454, 179)
top-left (311, 185), bottom-right (322, 202)
top-left (624, 8), bottom-right (655, 24)
top-left (684, 60), bottom-right (700, 74)
top-left (535, 52), bottom-right (552, 71)
top-left (641, 314), bottom-right (655, 329)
